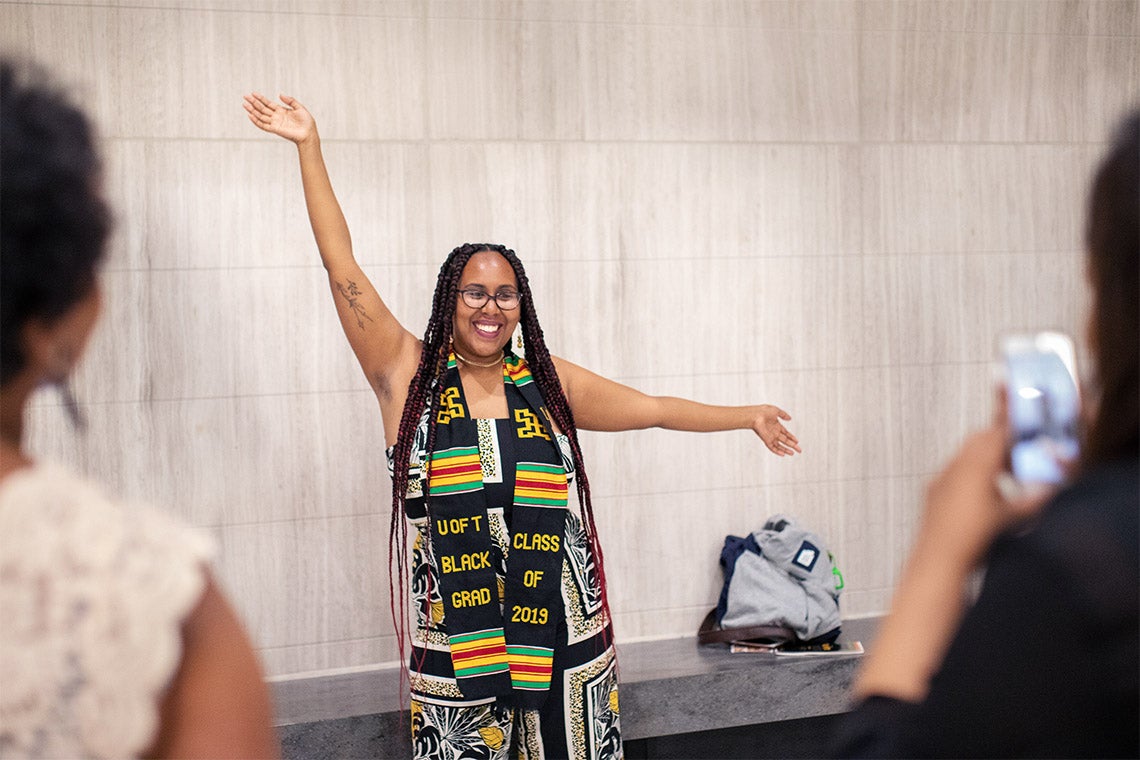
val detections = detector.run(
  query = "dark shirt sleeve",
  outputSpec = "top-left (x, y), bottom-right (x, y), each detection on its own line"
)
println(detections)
top-left (833, 480), bottom-right (1139, 758)
top-left (830, 694), bottom-right (919, 758)
top-left (833, 543), bottom-right (1089, 758)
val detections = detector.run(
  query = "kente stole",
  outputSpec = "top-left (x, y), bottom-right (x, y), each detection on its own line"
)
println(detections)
top-left (416, 353), bottom-right (568, 706)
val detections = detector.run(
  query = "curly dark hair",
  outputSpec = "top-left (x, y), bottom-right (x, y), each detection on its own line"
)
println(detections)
top-left (1, 59), bottom-right (111, 386)
top-left (388, 243), bottom-right (612, 666)
top-left (1081, 109), bottom-right (1139, 469)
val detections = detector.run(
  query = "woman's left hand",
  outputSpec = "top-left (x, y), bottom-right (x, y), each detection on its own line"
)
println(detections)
top-left (751, 406), bottom-right (801, 456)
top-left (920, 416), bottom-right (1055, 572)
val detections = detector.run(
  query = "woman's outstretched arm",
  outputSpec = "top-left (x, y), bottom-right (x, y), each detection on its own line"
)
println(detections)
top-left (552, 356), bottom-right (800, 456)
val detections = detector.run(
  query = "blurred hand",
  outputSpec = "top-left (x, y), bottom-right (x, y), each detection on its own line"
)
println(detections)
top-left (750, 405), bottom-right (801, 457)
top-left (921, 417), bottom-right (1054, 572)
top-left (242, 92), bottom-right (316, 145)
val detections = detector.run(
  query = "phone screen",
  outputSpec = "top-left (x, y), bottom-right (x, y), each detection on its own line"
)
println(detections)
top-left (1003, 332), bottom-right (1081, 485)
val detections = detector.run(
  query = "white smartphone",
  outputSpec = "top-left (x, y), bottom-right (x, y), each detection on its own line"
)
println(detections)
top-left (1000, 331), bottom-right (1081, 485)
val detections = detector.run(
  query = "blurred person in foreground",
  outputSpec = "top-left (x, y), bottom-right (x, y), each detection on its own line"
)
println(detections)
top-left (0, 59), bottom-right (279, 758)
top-left (834, 110), bottom-right (1139, 758)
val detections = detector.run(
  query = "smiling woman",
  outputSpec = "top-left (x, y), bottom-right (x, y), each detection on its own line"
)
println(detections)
top-left (244, 91), bottom-right (802, 760)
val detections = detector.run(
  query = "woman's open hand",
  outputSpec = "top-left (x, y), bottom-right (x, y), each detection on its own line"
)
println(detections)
top-left (750, 405), bottom-right (801, 456)
top-left (242, 92), bottom-right (316, 144)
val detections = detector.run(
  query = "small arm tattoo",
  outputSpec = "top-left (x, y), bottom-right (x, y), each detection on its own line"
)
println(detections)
top-left (336, 280), bottom-right (374, 329)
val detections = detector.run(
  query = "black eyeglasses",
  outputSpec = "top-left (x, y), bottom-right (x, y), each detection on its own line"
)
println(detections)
top-left (458, 288), bottom-right (521, 310)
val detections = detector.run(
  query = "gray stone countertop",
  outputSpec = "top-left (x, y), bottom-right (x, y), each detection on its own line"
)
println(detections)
top-left (614, 616), bottom-right (878, 739)
top-left (274, 616), bottom-right (879, 742)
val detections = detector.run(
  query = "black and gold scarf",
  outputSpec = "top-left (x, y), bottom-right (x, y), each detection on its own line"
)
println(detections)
top-left (411, 353), bottom-right (569, 707)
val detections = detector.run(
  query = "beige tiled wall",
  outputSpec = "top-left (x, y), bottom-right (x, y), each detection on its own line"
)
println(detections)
top-left (4, 0), bottom-right (1136, 678)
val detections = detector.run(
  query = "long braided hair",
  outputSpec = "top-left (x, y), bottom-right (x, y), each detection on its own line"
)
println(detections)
top-left (389, 243), bottom-right (612, 672)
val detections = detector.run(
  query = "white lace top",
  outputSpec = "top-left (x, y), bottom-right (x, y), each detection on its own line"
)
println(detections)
top-left (0, 463), bottom-right (214, 759)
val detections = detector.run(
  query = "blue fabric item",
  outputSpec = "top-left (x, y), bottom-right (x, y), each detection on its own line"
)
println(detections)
top-left (716, 533), bottom-right (763, 623)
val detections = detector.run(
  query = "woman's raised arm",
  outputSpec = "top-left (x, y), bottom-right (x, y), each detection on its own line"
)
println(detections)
top-left (242, 93), bottom-right (418, 419)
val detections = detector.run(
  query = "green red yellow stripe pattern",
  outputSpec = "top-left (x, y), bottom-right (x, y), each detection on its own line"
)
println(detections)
top-left (429, 446), bottom-right (482, 495)
top-left (450, 628), bottom-right (510, 678)
top-left (507, 645), bottom-right (554, 690)
top-left (514, 462), bottom-right (568, 507)
top-left (504, 355), bottom-right (533, 386)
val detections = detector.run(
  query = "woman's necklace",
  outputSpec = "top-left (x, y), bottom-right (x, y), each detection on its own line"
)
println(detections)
top-left (454, 349), bottom-right (504, 368)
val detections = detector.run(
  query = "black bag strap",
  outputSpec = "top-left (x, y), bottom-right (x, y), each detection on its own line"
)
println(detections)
top-left (696, 608), bottom-right (796, 646)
